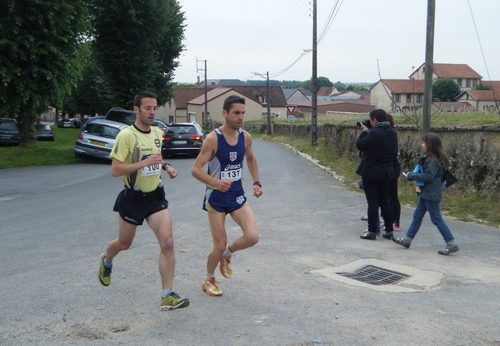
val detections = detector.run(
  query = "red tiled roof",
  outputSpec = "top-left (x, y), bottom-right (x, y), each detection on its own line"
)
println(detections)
top-left (317, 87), bottom-right (334, 96)
top-left (480, 81), bottom-right (500, 92)
top-left (379, 79), bottom-right (425, 93)
top-left (433, 64), bottom-right (482, 79)
top-left (173, 87), bottom-right (216, 109)
top-left (464, 90), bottom-right (499, 101)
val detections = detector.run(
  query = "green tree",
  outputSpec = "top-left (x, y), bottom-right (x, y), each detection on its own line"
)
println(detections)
top-left (0, 0), bottom-right (89, 147)
top-left (300, 76), bottom-right (334, 92)
top-left (432, 78), bottom-right (462, 102)
top-left (474, 83), bottom-right (493, 90)
top-left (91, 0), bottom-right (185, 108)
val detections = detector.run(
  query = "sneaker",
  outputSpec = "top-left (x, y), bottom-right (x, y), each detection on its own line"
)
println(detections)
top-left (393, 223), bottom-right (401, 231)
top-left (219, 255), bottom-right (232, 278)
top-left (360, 216), bottom-right (368, 221)
top-left (438, 245), bottom-right (459, 255)
top-left (98, 253), bottom-right (111, 286)
top-left (202, 277), bottom-right (222, 296)
top-left (392, 237), bottom-right (411, 248)
top-left (160, 291), bottom-right (190, 310)
top-left (362, 229), bottom-right (380, 236)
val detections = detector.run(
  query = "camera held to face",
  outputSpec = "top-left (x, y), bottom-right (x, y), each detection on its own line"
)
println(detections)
top-left (356, 119), bottom-right (372, 128)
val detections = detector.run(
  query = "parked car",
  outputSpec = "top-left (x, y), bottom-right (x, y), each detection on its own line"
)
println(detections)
top-left (35, 124), bottom-right (55, 141)
top-left (74, 119), bottom-right (128, 161)
top-left (161, 122), bottom-right (205, 157)
top-left (153, 118), bottom-right (168, 132)
top-left (104, 108), bottom-right (136, 125)
top-left (85, 115), bottom-right (106, 125)
top-left (0, 118), bottom-right (20, 146)
top-left (57, 117), bottom-right (83, 128)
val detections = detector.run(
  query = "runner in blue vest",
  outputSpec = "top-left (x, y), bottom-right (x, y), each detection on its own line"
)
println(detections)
top-left (192, 95), bottom-right (263, 296)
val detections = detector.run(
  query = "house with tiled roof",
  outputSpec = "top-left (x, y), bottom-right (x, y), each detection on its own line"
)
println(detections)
top-left (370, 79), bottom-right (425, 112)
top-left (187, 88), bottom-right (263, 124)
top-left (455, 89), bottom-right (500, 112)
top-left (158, 86), bottom-right (216, 123)
top-left (410, 63), bottom-right (482, 91)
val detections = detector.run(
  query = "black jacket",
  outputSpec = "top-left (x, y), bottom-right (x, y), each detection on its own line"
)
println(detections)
top-left (355, 122), bottom-right (398, 180)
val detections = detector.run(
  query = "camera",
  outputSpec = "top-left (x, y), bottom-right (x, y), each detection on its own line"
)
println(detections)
top-left (356, 119), bottom-right (372, 128)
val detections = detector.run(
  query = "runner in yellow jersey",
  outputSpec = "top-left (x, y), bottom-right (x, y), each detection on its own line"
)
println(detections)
top-left (98, 91), bottom-right (189, 310)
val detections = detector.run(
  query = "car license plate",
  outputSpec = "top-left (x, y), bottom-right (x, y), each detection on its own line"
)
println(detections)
top-left (90, 140), bottom-right (106, 146)
top-left (172, 140), bottom-right (187, 145)
top-left (0, 135), bottom-right (10, 139)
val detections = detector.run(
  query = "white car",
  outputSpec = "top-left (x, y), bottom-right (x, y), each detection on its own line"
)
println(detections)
top-left (74, 119), bottom-right (128, 161)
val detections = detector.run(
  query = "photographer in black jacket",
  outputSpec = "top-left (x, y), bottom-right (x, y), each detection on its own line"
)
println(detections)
top-left (356, 109), bottom-right (398, 240)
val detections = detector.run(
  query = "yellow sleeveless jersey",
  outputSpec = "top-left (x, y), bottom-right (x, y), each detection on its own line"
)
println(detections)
top-left (110, 125), bottom-right (163, 192)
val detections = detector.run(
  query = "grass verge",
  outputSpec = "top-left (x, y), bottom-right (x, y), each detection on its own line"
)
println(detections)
top-left (0, 126), bottom-right (81, 169)
top-left (251, 132), bottom-right (500, 228)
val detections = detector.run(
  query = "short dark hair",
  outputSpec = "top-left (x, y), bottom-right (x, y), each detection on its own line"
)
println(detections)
top-left (223, 95), bottom-right (245, 112)
top-left (133, 91), bottom-right (157, 108)
top-left (369, 109), bottom-right (387, 122)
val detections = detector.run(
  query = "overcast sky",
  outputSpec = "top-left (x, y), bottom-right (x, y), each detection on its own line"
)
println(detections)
top-left (173, 0), bottom-right (499, 84)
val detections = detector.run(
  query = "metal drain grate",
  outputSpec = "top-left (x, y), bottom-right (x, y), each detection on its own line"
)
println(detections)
top-left (336, 265), bottom-right (410, 285)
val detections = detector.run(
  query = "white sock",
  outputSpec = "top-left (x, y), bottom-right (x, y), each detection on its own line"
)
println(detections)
top-left (162, 288), bottom-right (172, 299)
top-left (223, 245), bottom-right (232, 258)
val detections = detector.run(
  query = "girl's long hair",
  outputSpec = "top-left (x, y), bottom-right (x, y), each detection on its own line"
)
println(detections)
top-left (423, 133), bottom-right (450, 168)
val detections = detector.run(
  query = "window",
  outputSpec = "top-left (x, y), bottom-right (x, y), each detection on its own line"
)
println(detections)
top-left (395, 94), bottom-right (400, 103)
top-left (457, 79), bottom-right (462, 88)
top-left (406, 94), bottom-right (412, 103)
top-left (416, 93), bottom-right (423, 103)
top-left (261, 96), bottom-right (268, 104)
top-left (466, 79), bottom-right (471, 88)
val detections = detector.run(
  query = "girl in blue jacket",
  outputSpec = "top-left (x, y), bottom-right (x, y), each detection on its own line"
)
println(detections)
top-left (393, 133), bottom-right (459, 255)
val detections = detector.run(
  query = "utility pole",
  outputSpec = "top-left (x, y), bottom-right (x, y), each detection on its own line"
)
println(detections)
top-left (422, 0), bottom-right (435, 134)
top-left (252, 72), bottom-right (272, 135)
top-left (196, 58), bottom-right (208, 128)
top-left (266, 71), bottom-right (271, 135)
top-left (311, 0), bottom-right (318, 145)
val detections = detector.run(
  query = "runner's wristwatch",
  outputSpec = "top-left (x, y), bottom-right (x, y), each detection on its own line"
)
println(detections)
top-left (162, 162), bottom-right (170, 171)
top-left (253, 181), bottom-right (262, 187)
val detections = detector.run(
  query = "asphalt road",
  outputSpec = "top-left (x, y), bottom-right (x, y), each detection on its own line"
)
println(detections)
top-left (0, 139), bottom-right (499, 346)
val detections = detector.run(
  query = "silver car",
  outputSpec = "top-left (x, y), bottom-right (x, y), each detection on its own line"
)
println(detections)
top-left (74, 119), bottom-right (128, 160)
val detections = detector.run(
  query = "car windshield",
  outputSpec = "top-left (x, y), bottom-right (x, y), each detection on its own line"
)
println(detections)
top-left (165, 126), bottom-right (196, 135)
top-left (84, 123), bottom-right (121, 139)
top-left (0, 122), bottom-right (17, 131)
top-left (35, 124), bottom-right (49, 130)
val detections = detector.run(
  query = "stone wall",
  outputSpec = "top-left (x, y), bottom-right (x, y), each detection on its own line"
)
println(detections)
top-left (243, 122), bottom-right (500, 194)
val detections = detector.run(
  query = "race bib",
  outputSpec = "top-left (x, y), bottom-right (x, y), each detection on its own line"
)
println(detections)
top-left (221, 168), bottom-right (242, 181)
top-left (141, 163), bottom-right (161, 177)
top-left (140, 155), bottom-right (161, 177)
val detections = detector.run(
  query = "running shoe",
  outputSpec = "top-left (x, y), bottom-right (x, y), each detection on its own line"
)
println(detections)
top-left (219, 255), bottom-right (233, 278)
top-left (98, 253), bottom-right (111, 286)
top-left (393, 223), bottom-right (401, 231)
top-left (392, 237), bottom-right (411, 248)
top-left (160, 291), bottom-right (190, 310)
top-left (202, 277), bottom-right (222, 296)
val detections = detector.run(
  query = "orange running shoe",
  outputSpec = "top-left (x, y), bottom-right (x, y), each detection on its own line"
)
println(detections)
top-left (202, 277), bottom-right (222, 296)
top-left (219, 255), bottom-right (233, 278)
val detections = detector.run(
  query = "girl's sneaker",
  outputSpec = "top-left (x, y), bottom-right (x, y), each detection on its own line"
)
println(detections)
top-left (393, 223), bottom-right (401, 231)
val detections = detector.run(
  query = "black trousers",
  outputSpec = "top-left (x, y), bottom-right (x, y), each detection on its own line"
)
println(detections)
top-left (362, 177), bottom-right (394, 233)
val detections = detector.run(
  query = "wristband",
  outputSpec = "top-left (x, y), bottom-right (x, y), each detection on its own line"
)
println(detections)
top-left (253, 181), bottom-right (262, 188)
